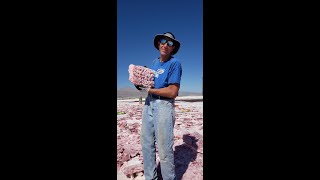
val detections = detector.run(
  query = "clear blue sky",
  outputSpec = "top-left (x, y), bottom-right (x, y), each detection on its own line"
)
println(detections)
top-left (117, 0), bottom-right (203, 93)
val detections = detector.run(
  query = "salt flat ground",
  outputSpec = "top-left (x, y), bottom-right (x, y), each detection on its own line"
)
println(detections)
top-left (117, 96), bottom-right (203, 180)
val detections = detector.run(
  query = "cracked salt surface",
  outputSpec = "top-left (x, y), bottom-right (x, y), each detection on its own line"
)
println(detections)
top-left (117, 96), bottom-right (203, 180)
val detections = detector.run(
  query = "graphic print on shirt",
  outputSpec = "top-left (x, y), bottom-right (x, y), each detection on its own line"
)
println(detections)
top-left (154, 68), bottom-right (165, 78)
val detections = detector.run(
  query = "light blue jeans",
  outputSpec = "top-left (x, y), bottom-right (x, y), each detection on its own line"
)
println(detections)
top-left (140, 94), bottom-right (176, 180)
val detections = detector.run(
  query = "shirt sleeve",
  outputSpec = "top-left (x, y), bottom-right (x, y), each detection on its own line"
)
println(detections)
top-left (168, 61), bottom-right (182, 86)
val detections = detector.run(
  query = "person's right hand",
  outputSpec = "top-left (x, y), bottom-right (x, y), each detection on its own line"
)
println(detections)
top-left (134, 84), bottom-right (143, 90)
top-left (134, 84), bottom-right (150, 93)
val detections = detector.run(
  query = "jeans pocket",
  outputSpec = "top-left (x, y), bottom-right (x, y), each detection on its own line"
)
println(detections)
top-left (160, 99), bottom-right (174, 107)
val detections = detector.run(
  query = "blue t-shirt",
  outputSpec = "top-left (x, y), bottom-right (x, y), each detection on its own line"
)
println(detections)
top-left (151, 57), bottom-right (182, 89)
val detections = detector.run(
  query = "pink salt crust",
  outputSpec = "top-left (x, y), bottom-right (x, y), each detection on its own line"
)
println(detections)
top-left (117, 101), bottom-right (203, 179)
top-left (128, 64), bottom-right (155, 88)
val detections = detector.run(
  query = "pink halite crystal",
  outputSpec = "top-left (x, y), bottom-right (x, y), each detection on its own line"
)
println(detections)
top-left (128, 64), bottom-right (155, 88)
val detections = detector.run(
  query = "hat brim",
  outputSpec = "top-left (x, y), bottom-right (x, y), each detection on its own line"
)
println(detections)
top-left (154, 34), bottom-right (180, 55)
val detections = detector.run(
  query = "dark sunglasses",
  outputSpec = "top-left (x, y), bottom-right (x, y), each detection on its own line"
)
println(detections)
top-left (160, 38), bottom-right (174, 47)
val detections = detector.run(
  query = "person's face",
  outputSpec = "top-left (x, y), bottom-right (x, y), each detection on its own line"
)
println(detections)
top-left (158, 38), bottom-right (175, 56)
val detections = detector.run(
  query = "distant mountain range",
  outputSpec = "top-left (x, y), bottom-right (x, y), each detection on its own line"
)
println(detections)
top-left (117, 86), bottom-right (202, 99)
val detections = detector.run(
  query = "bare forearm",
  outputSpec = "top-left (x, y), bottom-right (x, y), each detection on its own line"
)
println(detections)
top-left (148, 84), bottom-right (179, 99)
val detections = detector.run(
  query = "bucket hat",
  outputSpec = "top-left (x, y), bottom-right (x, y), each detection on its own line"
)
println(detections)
top-left (154, 32), bottom-right (180, 55)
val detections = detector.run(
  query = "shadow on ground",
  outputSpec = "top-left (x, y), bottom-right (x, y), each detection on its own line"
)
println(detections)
top-left (156, 134), bottom-right (198, 180)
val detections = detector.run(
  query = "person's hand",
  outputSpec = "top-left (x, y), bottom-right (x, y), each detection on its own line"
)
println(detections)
top-left (134, 84), bottom-right (150, 93)
top-left (139, 87), bottom-right (150, 93)
top-left (134, 84), bottom-right (143, 90)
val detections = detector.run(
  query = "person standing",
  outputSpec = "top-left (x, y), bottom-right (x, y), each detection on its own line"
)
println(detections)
top-left (138, 32), bottom-right (182, 180)
top-left (139, 96), bottom-right (142, 104)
